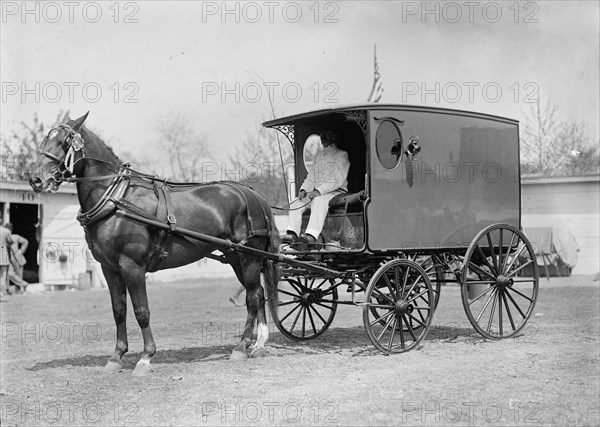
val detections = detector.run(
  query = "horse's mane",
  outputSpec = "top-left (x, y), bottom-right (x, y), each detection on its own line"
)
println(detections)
top-left (80, 125), bottom-right (121, 162)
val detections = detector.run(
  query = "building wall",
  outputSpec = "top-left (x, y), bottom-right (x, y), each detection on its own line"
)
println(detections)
top-left (522, 175), bottom-right (600, 275)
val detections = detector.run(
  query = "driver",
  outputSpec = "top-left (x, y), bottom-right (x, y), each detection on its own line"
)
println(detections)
top-left (282, 130), bottom-right (350, 244)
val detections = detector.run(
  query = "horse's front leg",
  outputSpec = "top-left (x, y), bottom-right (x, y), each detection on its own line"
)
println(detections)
top-left (120, 261), bottom-right (156, 376)
top-left (102, 265), bottom-right (129, 373)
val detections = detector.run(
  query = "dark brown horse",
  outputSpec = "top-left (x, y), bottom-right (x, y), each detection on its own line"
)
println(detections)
top-left (30, 113), bottom-right (280, 376)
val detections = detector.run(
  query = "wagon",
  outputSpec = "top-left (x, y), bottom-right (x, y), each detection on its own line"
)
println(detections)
top-left (261, 104), bottom-right (539, 353)
top-left (35, 107), bottom-right (539, 371)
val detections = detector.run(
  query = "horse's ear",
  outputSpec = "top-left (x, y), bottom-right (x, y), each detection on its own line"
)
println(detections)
top-left (71, 112), bottom-right (89, 131)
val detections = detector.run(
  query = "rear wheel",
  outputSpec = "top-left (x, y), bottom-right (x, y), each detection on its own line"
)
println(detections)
top-left (363, 259), bottom-right (434, 353)
top-left (270, 275), bottom-right (338, 340)
top-left (461, 224), bottom-right (539, 339)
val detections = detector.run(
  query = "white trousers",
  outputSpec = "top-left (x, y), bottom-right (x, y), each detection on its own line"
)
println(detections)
top-left (286, 193), bottom-right (337, 239)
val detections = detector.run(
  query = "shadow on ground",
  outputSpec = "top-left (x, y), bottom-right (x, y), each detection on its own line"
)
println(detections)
top-left (27, 325), bottom-right (482, 371)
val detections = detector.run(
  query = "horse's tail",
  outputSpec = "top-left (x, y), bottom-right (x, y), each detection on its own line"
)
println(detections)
top-left (264, 214), bottom-right (280, 320)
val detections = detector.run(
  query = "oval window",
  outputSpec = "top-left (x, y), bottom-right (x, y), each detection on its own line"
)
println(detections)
top-left (376, 121), bottom-right (403, 169)
top-left (303, 134), bottom-right (321, 169)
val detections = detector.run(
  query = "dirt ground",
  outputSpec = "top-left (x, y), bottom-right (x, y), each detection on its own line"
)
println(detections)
top-left (1, 275), bottom-right (599, 426)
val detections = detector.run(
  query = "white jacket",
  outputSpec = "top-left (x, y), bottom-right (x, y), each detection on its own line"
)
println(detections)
top-left (300, 144), bottom-right (350, 195)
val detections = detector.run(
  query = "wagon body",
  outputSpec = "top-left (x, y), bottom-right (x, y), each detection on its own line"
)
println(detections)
top-left (264, 104), bottom-right (521, 252)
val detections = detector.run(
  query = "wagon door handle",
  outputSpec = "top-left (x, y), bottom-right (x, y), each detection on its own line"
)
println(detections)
top-left (405, 136), bottom-right (421, 160)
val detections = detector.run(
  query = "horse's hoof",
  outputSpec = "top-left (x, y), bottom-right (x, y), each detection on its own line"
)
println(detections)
top-left (229, 349), bottom-right (248, 362)
top-left (249, 347), bottom-right (267, 358)
top-left (132, 360), bottom-right (154, 377)
top-left (103, 359), bottom-right (124, 373)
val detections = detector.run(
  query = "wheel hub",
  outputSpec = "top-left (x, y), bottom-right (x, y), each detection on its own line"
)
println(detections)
top-left (299, 289), bottom-right (323, 306)
top-left (395, 300), bottom-right (414, 315)
top-left (496, 275), bottom-right (514, 288)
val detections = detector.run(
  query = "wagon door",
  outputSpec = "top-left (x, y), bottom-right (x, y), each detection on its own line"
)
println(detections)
top-left (366, 109), bottom-right (520, 251)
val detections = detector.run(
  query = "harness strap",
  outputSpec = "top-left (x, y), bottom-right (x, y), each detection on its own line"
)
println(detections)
top-left (219, 182), bottom-right (270, 238)
top-left (146, 183), bottom-right (177, 272)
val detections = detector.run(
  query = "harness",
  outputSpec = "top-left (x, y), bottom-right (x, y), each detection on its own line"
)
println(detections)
top-left (41, 124), bottom-right (274, 272)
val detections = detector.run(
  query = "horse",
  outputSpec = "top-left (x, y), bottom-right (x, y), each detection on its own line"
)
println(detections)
top-left (30, 113), bottom-right (280, 376)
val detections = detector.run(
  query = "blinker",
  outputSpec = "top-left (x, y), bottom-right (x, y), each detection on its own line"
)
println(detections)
top-left (71, 133), bottom-right (84, 151)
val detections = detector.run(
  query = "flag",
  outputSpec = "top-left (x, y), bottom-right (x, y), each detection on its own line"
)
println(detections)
top-left (367, 44), bottom-right (384, 103)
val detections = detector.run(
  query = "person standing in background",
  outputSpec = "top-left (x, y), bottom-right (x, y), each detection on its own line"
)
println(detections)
top-left (0, 215), bottom-right (14, 298)
top-left (5, 223), bottom-right (29, 293)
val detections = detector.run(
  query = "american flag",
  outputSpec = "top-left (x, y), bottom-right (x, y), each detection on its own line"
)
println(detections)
top-left (367, 44), bottom-right (384, 103)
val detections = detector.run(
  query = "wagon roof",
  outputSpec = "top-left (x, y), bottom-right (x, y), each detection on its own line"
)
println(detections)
top-left (262, 103), bottom-right (519, 127)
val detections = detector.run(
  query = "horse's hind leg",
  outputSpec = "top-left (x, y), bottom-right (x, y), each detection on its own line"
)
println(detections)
top-left (120, 261), bottom-right (156, 376)
top-left (102, 265), bottom-right (129, 373)
top-left (228, 253), bottom-right (269, 361)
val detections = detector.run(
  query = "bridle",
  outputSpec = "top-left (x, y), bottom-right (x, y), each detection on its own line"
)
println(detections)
top-left (40, 124), bottom-right (116, 183)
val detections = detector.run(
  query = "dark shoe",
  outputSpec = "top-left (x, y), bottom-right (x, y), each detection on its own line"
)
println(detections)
top-left (282, 232), bottom-right (299, 244)
top-left (299, 233), bottom-right (317, 244)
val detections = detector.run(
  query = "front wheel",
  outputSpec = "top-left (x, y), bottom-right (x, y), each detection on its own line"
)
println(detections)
top-left (363, 259), bottom-right (434, 354)
top-left (270, 275), bottom-right (338, 341)
top-left (461, 224), bottom-right (539, 339)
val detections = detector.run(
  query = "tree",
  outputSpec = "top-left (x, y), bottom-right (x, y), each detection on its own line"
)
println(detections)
top-left (153, 113), bottom-right (211, 182)
top-left (521, 100), bottom-right (599, 176)
top-left (228, 122), bottom-right (294, 206)
top-left (1, 112), bottom-right (66, 181)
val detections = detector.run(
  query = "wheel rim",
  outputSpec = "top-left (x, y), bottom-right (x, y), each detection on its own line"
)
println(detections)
top-left (272, 276), bottom-right (338, 341)
top-left (461, 224), bottom-right (539, 339)
top-left (363, 259), bottom-right (434, 354)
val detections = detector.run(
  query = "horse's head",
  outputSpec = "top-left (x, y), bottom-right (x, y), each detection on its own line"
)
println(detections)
top-left (29, 112), bottom-right (89, 193)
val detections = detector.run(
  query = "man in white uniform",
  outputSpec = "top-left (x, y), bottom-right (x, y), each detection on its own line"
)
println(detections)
top-left (283, 130), bottom-right (350, 244)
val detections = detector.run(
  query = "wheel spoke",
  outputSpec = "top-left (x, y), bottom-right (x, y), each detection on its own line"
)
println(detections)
top-left (306, 305), bottom-right (317, 336)
top-left (502, 232), bottom-right (518, 274)
top-left (388, 317), bottom-right (399, 350)
top-left (505, 285), bottom-right (534, 303)
top-left (413, 306), bottom-right (431, 311)
top-left (382, 274), bottom-right (396, 299)
top-left (314, 301), bottom-right (334, 310)
top-left (498, 228), bottom-right (504, 274)
top-left (498, 289), bottom-right (503, 335)
top-left (503, 243), bottom-right (527, 275)
top-left (406, 289), bottom-right (428, 304)
top-left (370, 309), bottom-right (394, 327)
top-left (502, 291), bottom-right (516, 330)
top-left (404, 273), bottom-right (422, 300)
top-left (289, 305), bottom-right (303, 331)
top-left (504, 288), bottom-right (527, 319)
top-left (279, 289), bottom-right (301, 298)
top-left (486, 233), bottom-right (499, 274)
top-left (309, 305), bottom-right (328, 325)
top-left (476, 287), bottom-right (497, 323)
top-left (399, 316), bottom-right (407, 349)
top-left (506, 260), bottom-right (534, 278)
top-left (368, 304), bottom-right (395, 309)
top-left (402, 314), bottom-right (417, 341)
top-left (280, 303), bottom-right (301, 323)
top-left (377, 313), bottom-right (396, 341)
top-left (395, 266), bottom-right (401, 296)
top-left (301, 306), bottom-right (307, 337)
top-left (371, 286), bottom-right (395, 304)
top-left (467, 284), bottom-right (495, 305)
top-left (407, 313), bottom-right (426, 328)
top-left (415, 305), bottom-right (427, 325)
top-left (315, 278), bottom-right (329, 289)
top-left (278, 300), bottom-right (299, 307)
top-left (487, 288), bottom-right (498, 333)
top-left (476, 244), bottom-right (497, 276)
top-left (401, 266), bottom-right (410, 297)
top-left (468, 261), bottom-right (496, 281)
top-left (287, 280), bottom-right (305, 294)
